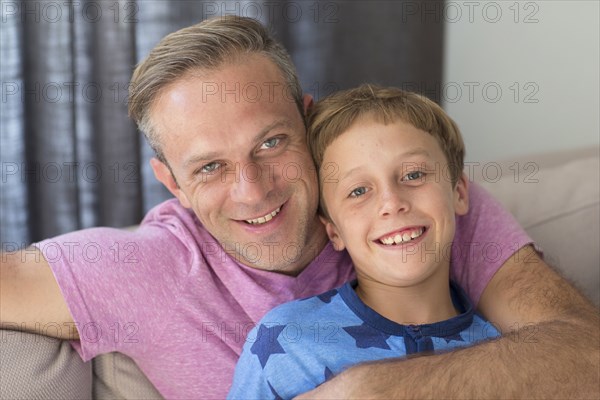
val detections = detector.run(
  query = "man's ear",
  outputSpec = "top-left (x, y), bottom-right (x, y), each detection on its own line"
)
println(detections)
top-left (319, 215), bottom-right (346, 252)
top-left (150, 157), bottom-right (192, 209)
top-left (303, 94), bottom-right (314, 116)
top-left (453, 172), bottom-right (469, 216)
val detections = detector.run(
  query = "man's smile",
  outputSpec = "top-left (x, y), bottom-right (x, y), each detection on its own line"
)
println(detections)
top-left (244, 206), bottom-right (283, 225)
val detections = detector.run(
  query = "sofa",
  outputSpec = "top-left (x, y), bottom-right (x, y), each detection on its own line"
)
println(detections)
top-left (1, 146), bottom-right (598, 399)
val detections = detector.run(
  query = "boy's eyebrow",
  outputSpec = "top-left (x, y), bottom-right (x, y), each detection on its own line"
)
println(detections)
top-left (397, 148), bottom-right (433, 164)
top-left (337, 148), bottom-right (432, 182)
top-left (182, 119), bottom-right (291, 168)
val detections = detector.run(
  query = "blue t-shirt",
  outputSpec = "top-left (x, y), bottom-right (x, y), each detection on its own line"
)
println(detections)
top-left (228, 280), bottom-right (500, 399)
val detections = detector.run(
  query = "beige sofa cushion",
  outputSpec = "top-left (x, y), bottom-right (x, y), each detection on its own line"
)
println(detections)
top-left (0, 330), bottom-right (92, 399)
top-left (478, 150), bottom-right (600, 306)
top-left (92, 352), bottom-right (162, 399)
top-left (0, 331), bottom-right (162, 400)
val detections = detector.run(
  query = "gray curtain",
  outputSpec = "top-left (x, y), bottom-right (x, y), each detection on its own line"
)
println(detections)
top-left (1, 0), bottom-right (444, 247)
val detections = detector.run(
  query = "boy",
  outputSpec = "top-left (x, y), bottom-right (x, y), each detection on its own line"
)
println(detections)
top-left (227, 85), bottom-right (500, 398)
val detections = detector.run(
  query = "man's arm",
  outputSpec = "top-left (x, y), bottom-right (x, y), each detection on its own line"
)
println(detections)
top-left (0, 247), bottom-right (78, 339)
top-left (296, 246), bottom-right (600, 399)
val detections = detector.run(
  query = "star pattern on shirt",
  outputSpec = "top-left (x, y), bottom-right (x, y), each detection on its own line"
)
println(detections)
top-left (317, 289), bottom-right (338, 304)
top-left (300, 289), bottom-right (338, 304)
top-left (250, 324), bottom-right (286, 368)
top-left (343, 323), bottom-right (392, 350)
top-left (324, 366), bottom-right (334, 382)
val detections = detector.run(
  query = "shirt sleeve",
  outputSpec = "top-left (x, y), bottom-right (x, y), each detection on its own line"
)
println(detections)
top-left (227, 325), bottom-right (276, 400)
top-left (32, 221), bottom-right (194, 362)
top-left (451, 182), bottom-right (536, 305)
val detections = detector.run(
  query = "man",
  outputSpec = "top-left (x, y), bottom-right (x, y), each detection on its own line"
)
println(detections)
top-left (1, 16), bottom-right (598, 399)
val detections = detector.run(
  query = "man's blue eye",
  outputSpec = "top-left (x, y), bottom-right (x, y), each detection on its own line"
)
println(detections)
top-left (261, 138), bottom-right (280, 149)
top-left (200, 162), bottom-right (219, 173)
top-left (350, 187), bottom-right (367, 197)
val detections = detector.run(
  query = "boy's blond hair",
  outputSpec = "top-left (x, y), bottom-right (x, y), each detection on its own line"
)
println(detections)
top-left (307, 84), bottom-right (465, 188)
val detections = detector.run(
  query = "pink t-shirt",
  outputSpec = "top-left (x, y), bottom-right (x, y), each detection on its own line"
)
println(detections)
top-left (34, 183), bottom-right (532, 399)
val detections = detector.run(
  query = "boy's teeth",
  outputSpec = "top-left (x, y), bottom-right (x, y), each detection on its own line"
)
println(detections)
top-left (379, 228), bottom-right (424, 245)
top-left (246, 207), bottom-right (281, 225)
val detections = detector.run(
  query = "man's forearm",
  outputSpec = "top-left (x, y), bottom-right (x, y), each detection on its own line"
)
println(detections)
top-left (300, 313), bottom-right (599, 399)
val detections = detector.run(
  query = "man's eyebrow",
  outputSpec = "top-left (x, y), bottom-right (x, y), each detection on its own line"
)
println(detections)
top-left (252, 119), bottom-right (292, 145)
top-left (338, 148), bottom-right (432, 182)
top-left (183, 151), bottom-right (219, 169)
top-left (182, 119), bottom-right (292, 169)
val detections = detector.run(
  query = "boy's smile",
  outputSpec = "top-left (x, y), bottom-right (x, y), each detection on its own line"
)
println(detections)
top-left (376, 226), bottom-right (427, 246)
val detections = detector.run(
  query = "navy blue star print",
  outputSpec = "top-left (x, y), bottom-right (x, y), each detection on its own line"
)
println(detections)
top-left (317, 289), bottom-right (338, 304)
top-left (324, 366), bottom-right (334, 381)
top-left (250, 324), bottom-right (286, 368)
top-left (343, 323), bottom-right (392, 349)
top-left (300, 289), bottom-right (338, 304)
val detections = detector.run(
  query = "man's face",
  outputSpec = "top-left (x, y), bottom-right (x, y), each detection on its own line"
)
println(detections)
top-left (149, 55), bottom-right (327, 274)
top-left (320, 117), bottom-right (469, 288)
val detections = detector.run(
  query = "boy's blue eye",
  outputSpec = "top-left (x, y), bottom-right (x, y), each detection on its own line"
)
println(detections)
top-left (404, 171), bottom-right (424, 181)
top-left (349, 187), bottom-right (367, 198)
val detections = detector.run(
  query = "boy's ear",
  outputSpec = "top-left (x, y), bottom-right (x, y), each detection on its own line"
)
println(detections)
top-left (319, 215), bottom-right (346, 252)
top-left (150, 157), bottom-right (192, 209)
top-left (303, 94), bottom-right (314, 116)
top-left (453, 172), bottom-right (469, 216)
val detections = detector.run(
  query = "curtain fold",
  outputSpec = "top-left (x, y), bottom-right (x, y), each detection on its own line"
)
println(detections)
top-left (0, 0), bottom-right (444, 247)
top-left (1, 6), bottom-right (28, 247)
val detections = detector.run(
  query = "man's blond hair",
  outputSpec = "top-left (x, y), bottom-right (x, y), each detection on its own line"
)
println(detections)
top-left (128, 16), bottom-right (303, 163)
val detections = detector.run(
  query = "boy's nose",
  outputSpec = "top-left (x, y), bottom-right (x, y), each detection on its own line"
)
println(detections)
top-left (378, 188), bottom-right (411, 217)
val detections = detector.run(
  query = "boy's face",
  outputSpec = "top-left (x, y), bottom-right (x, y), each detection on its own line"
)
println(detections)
top-left (320, 116), bottom-right (469, 288)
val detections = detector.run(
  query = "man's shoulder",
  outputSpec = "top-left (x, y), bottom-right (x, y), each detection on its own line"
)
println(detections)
top-left (139, 199), bottom-right (217, 245)
top-left (33, 199), bottom-right (222, 281)
top-left (141, 198), bottom-right (198, 229)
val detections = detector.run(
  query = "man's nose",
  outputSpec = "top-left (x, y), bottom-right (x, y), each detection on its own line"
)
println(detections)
top-left (229, 162), bottom-right (273, 204)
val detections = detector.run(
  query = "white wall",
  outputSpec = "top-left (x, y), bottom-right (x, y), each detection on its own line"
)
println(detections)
top-left (443, 0), bottom-right (599, 163)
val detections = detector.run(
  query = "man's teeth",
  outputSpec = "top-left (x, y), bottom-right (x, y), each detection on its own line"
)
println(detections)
top-left (379, 228), bottom-right (424, 245)
top-left (245, 207), bottom-right (281, 225)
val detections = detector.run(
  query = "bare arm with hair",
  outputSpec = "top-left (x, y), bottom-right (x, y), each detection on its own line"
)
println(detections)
top-left (0, 247), bottom-right (78, 339)
top-left (296, 246), bottom-right (600, 399)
